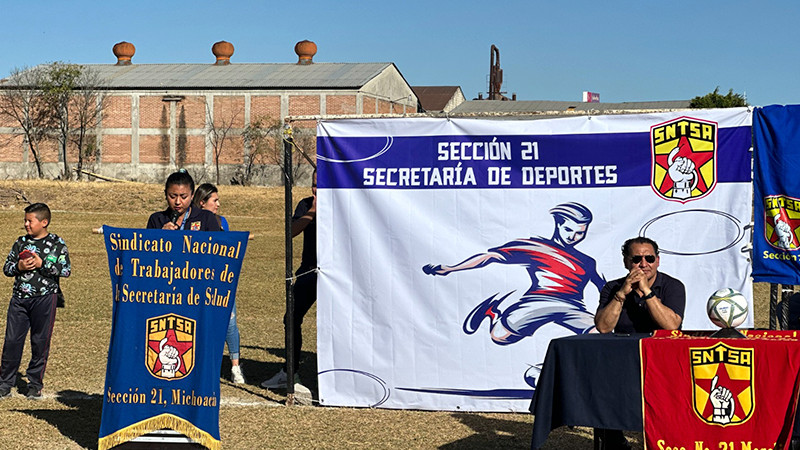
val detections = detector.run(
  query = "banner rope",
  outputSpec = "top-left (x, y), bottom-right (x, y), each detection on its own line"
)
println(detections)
top-left (285, 267), bottom-right (319, 282)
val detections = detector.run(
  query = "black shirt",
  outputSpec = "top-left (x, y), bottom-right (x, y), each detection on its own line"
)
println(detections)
top-left (146, 207), bottom-right (222, 231)
top-left (597, 271), bottom-right (686, 334)
top-left (293, 196), bottom-right (316, 269)
top-left (3, 233), bottom-right (71, 298)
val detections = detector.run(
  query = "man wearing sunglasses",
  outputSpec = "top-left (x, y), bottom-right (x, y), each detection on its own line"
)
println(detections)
top-left (593, 237), bottom-right (685, 449)
top-left (594, 237), bottom-right (685, 334)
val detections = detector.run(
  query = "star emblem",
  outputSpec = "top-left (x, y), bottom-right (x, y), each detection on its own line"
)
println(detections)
top-left (655, 136), bottom-right (715, 196)
top-left (766, 208), bottom-right (800, 249)
top-left (148, 329), bottom-right (194, 376)
top-left (695, 362), bottom-right (752, 421)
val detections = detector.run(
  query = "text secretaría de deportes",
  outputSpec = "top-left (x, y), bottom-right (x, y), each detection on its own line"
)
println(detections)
top-left (362, 139), bottom-right (617, 187)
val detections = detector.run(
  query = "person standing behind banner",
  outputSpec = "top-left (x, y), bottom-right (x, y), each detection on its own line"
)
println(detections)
top-left (593, 236), bottom-right (685, 450)
top-left (193, 183), bottom-right (245, 384)
top-left (0, 203), bottom-right (71, 400)
top-left (262, 171), bottom-right (316, 390)
top-left (146, 170), bottom-right (221, 232)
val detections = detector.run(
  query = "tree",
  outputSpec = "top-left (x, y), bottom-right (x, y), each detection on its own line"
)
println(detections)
top-left (206, 100), bottom-right (241, 184)
top-left (0, 63), bottom-right (107, 179)
top-left (70, 68), bottom-right (107, 180)
top-left (0, 66), bottom-right (54, 177)
top-left (41, 62), bottom-right (82, 179)
top-left (241, 117), bottom-right (309, 186)
top-left (690, 87), bottom-right (747, 108)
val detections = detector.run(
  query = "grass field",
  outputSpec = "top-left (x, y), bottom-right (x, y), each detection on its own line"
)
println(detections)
top-left (0, 180), bottom-right (771, 449)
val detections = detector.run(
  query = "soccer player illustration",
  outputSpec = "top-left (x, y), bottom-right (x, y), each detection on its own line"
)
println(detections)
top-left (423, 202), bottom-right (604, 347)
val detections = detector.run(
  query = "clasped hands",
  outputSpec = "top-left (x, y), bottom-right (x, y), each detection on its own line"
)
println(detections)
top-left (17, 252), bottom-right (42, 272)
top-left (616, 267), bottom-right (651, 301)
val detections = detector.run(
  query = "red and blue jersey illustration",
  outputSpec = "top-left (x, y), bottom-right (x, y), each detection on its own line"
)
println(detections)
top-left (423, 202), bottom-right (604, 388)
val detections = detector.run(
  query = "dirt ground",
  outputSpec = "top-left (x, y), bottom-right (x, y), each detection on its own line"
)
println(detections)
top-left (0, 180), bottom-right (772, 449)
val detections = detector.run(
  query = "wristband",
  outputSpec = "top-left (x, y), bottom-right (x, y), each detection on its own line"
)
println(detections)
top-left (641, 291), bottom-right (656, 301)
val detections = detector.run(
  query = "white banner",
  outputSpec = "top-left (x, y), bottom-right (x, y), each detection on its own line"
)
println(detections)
top-left (315, 109), bottom-right (753, 412)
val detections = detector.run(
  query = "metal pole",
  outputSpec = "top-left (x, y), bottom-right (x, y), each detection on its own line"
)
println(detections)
top-left (782, 286), bottom-right (794, 330)
top-left (770, 283), bottom-right (778, 330)
top-left (283, 130), bottom-right (296, 404)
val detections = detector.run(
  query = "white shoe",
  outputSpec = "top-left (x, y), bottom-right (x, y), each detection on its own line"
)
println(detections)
top-left (261, 369), bottom-right (302, 389)
top-left (261, 369), bottom-right (287, 389)
top-left (231, 365), bottom-right (246, 384)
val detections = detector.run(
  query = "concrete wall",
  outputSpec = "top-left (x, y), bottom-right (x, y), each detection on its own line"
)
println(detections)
top-left (360, 65), bottom-right (418, 115)
top-left (443, 88), bottom-right (466, 113)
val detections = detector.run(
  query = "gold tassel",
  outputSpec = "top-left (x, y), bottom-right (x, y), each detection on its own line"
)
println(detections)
top-left (98, 413), bottom-right (220, 450)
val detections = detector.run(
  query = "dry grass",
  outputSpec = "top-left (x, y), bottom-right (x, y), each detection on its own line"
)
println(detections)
top-left (0, 180), bottom-right (771, 449)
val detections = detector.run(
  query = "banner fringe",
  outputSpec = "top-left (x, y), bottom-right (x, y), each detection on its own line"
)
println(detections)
top-left (98, 413), bottom-right (220, 450)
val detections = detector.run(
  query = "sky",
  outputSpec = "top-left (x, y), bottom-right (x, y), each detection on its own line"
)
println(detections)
top-left (1, 0), bottom-right (798, 107)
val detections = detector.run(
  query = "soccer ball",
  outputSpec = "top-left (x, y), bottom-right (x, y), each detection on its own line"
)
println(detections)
top-left (706, 288), bottom-right (749, 329)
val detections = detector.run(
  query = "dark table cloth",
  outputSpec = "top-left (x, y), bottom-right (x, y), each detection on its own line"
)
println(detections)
top-left (529, 333), bottom-right (647, 449)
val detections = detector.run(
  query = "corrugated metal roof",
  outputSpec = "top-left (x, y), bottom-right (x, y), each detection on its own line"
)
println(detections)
top-left (451, 99), bottom-right (692, 114)
top-left (23, 63), bottom-right (395, 90)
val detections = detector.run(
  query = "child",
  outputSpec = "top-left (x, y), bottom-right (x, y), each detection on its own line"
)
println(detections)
top-left (0, 203), bottom-right (71, 400)
top-left (193, 183), bottom-right (245, 384)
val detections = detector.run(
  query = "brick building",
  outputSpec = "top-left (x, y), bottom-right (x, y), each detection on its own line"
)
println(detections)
top-left (0, 40), bottom-right (418, 184)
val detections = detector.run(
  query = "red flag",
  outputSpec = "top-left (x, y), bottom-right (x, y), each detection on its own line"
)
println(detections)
top-left (641, 332), bottom-right (800, 449)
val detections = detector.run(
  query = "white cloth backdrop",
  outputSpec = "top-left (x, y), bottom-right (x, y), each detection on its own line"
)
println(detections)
top-left (314, 109), bottom-right (753, 412)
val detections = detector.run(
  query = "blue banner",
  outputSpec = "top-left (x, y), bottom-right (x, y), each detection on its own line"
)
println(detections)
top-left (753, 105), bottom-right (800, 284)
top-left (98, 227), bottom-right (248, 450)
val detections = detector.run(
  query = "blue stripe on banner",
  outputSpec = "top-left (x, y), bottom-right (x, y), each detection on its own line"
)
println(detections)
top-left (395, 386), bottom-right (535, 400)
top-left (317, 128), bottom-right (751, 190)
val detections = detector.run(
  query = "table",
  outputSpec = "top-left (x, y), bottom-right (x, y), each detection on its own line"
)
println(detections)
top-left (529, 334), bottom-right (645, 449)
top-left (529, 333), bottom-right (800, 449)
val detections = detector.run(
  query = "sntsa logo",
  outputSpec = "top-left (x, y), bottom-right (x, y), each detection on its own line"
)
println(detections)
top-left (146, 313), bottom-right (195, 380)
top-left (764, 194), bottom-right (800, 251)
top-left (691, 342), bottom-right (753, 426)
top-left (651, 117), bottom-right (717, 203)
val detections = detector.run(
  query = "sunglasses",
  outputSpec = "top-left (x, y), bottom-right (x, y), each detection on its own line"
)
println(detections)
top-left (631, 255), bottom-right (656, 264)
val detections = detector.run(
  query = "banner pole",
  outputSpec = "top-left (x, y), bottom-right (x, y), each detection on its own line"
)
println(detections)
top-left (770, 283), bottom-right (778, 330)
top-left (781, 286), bottom-right (794, 330)
top-left (283, 125), bottom-right (296, 404)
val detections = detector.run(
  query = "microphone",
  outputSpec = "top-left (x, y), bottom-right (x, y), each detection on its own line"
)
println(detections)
top-left (170, 211), bottom-right (181, 224)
